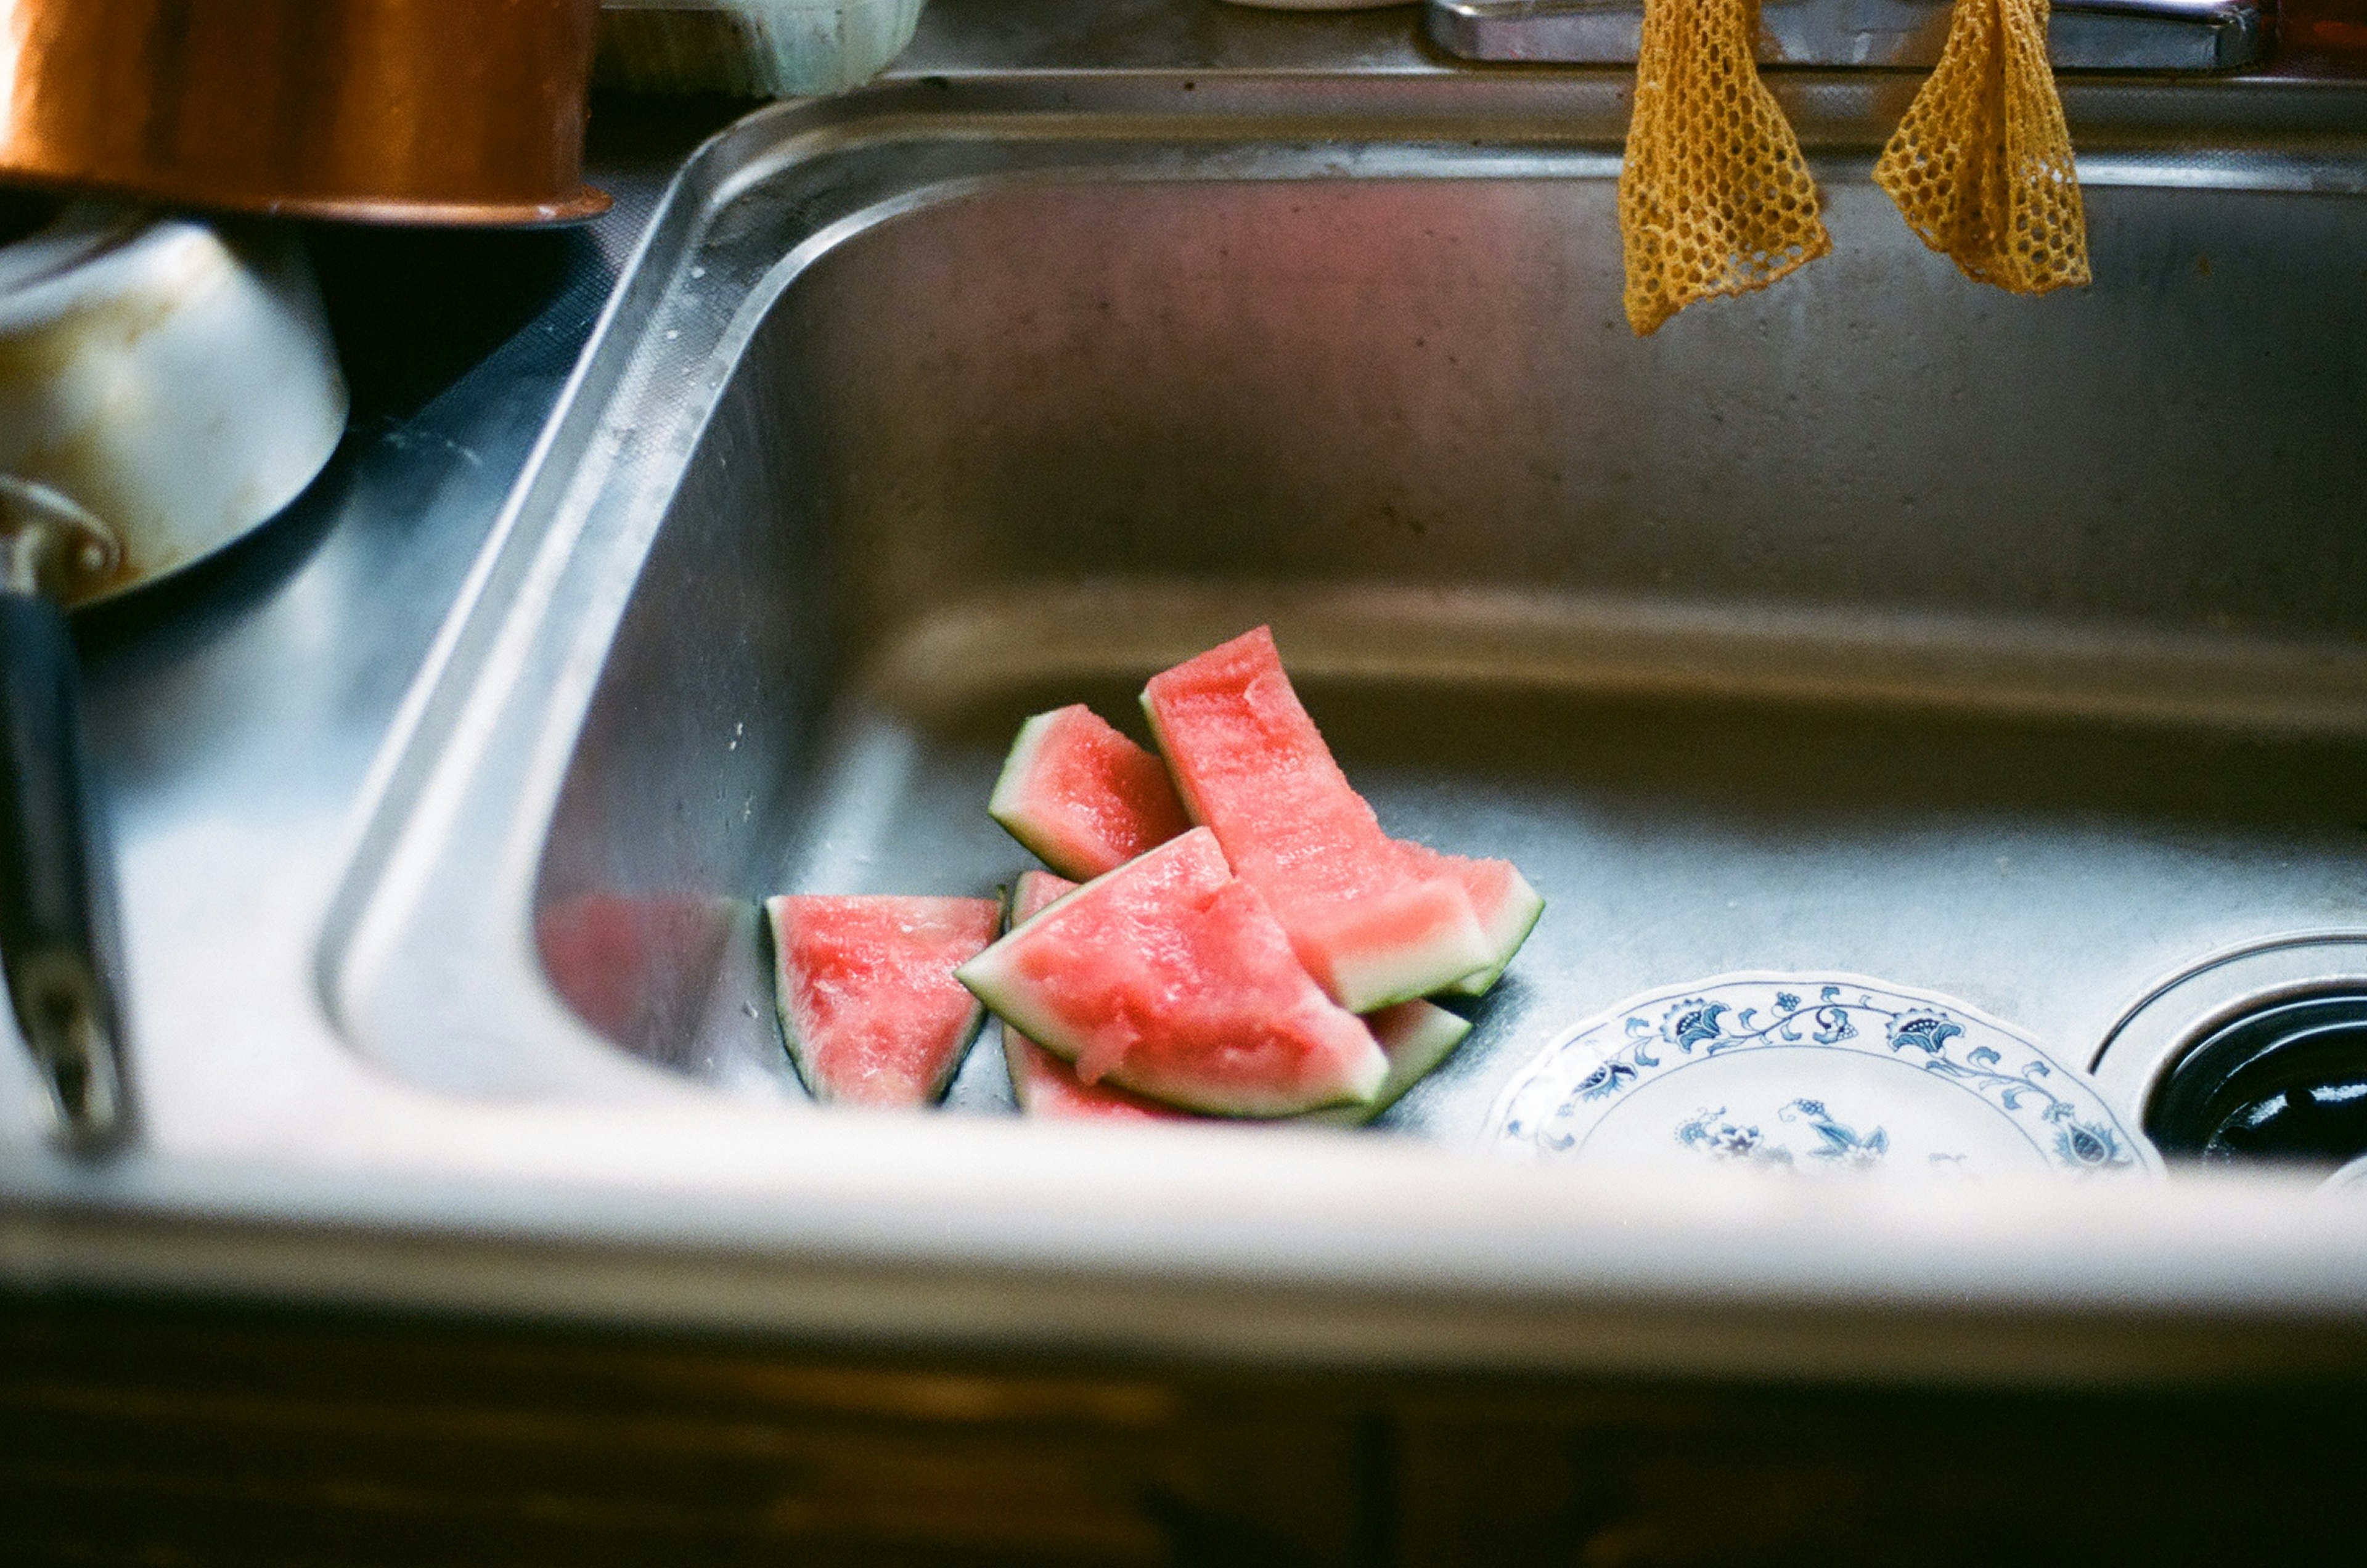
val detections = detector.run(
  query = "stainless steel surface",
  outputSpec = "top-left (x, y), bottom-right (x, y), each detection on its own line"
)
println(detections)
top-left (0, 479), bottom-right (116, 601)
top-left (4, 2), bottom-right (2367, 1382)
top-left (1426, 0), bottom-right (2265, 71)
top-left (0, 210), bottom-right (350, 607)
top-left (295, 63), bottom-right (2367, 1369)
top-left (0, 128), bottom-right (682, 1252)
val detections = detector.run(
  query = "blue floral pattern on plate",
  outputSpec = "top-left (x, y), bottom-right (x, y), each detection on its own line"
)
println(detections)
top-left (1486, 973), bottom-right (2158, 1178)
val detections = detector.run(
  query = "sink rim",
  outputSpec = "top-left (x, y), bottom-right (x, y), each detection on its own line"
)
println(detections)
top-left (290, 71), bottom-right (2367, 1378)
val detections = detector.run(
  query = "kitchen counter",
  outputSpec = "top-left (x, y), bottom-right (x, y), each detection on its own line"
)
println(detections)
top-left (7, 0), bottom-right (2367, 1394)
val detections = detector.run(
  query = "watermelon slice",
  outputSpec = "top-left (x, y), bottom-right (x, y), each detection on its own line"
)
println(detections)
top-left (766, 894), bottom-right (1001, 1106)
top-left (1405, 846), bottom-right (1545, 998)
top-left (1005, 1030), bottom-right (1192, 1121)
top-left (997, 869), bottom-right (1467, 1124)
top-left (999, 870), bottom-right (1192, 1122)
top-left (1301, 998), bottom-right (1473, 1126)
top-left (988, 704), bottom-right (1192, 880)
top-left (1008, 868), bottom-right (1079, 930)
top-left (1142, 627), bottom-right (1537, 1010)
top-left (1008, 997), bottom-right (1469, 1125)
top-left (957, 829), bottom-right (1388, 1116)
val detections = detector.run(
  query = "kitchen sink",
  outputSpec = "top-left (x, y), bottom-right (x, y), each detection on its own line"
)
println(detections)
top-left (23, 43), bottom-right (2367, 1555)
top-left (324, 71), bottom-right (2367, 1154)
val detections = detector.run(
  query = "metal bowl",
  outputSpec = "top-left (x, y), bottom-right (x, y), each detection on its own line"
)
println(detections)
top-left (0, 202), bottom-right (350, 603)
top-left (0, 0), bottom-right (608, 227)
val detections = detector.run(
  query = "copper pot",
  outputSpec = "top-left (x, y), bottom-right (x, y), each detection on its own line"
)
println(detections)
top-left (0, 0), bottom-right (608, 226)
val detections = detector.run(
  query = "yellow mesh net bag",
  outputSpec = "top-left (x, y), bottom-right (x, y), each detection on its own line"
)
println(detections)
top-left (1619, 0), bottom-right (1831, 335)
top-left (1874, 0), bottom-right (2090, 293)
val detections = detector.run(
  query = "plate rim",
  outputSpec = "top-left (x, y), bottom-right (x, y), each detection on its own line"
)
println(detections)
top-left (1484, 969), bottom-right (2162, 1177)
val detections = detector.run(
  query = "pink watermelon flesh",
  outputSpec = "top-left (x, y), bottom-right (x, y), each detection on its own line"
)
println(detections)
top-left (989, 704), bottom-right (1192, 880)
top-left (999, 870), bottom-right (1187, 1121)
top-left (1005, 1029), bottom-right (1192, 1121)
top-left (998, 869), bottom-right (1461, 1124)
top-left (958, 829), bottom-right (1387, 1116)
top-left (767, 895), bottom-right (1001, 1106)
top-left (1010, 1004), bottom-right (1466, 1125)
top-left (1009, 868), bottom-right (1078, 928)
top-left (1141, 626), bottom-right (1499, 1011)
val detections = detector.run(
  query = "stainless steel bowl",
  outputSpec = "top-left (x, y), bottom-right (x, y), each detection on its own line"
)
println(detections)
top-left (0, 201), bottom-right (346, 1145)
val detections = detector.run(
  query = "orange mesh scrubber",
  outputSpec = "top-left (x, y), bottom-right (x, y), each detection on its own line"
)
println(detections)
top-left (1619, 0), bottom-right (1831, 335)
top-left (1874, 0), bottom-right (2090, 294)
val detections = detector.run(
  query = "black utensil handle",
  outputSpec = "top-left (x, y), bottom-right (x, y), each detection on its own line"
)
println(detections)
top-left (0, 589), bottom-right (129, 1146)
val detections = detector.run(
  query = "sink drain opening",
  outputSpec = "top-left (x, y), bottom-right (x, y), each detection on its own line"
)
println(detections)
top-left (2147, 990), bottom-right (2367, 1171)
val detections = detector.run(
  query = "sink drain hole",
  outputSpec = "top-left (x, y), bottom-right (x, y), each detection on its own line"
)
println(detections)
top-left (2147, 990), bottom-right (2367, 1171)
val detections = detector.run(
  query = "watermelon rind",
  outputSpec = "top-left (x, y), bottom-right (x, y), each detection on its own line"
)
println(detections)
top-left (963, 941), bottom-right (1381, 1117)
top-left (1140, 694), bottom-right (1492, 1011)
top-left (1300, 1000), bottom-right (1473, 1127)
top-left (1139, 631), bottom-right (1498, 1013)
top-left (1443, 865), bottom-right (1545, 997)
top-left (1310, 888), bottom-right (1495, 1013)
top-left (986, 710), bottom-right (1072, 869)
top-left (1445, 960), bottom-right (1510, 1000)
top-left (997, 866), bottom-right (1453, 1125)
top-left (774, 996), bottom-right (990, 1106)
top-left (1007, 998), bottom-right (1468, 1127)
top-left (958, 833), bottom-right (1387, 1117)
top-left (987, 705), bottom-right (1189, 881)
top-left (957, 855), bottom-right (1162, 1088)
top-left (997, 870), bottom-right (1184, 1121)
top-left (1002, 1024), bottom-right (1188, 1121)
top-left (998, 865), bottom-right (1465, 1121)
top-left (1007, 867), bottom-right (1076, 932)
top-left (1136, 695), bottom-right (1208, 833)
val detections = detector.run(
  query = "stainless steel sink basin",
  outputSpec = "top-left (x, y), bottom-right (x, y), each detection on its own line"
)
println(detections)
top-left (324, 71), bottom-right (2367, 1148)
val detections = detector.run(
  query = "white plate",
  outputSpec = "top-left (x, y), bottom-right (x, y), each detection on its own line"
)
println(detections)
top-left (1486, 973), bottom-right (2159, 1179)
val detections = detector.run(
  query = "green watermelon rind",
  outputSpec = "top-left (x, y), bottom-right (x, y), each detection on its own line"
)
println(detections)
top-left (997, 871), bottom-right (1469, 1124)
top-left (766, 896), bottom-right (993, 1108)
top-left (1299, 1000), bottom-right (1473, 1127)
top-left (996, 873), bottom-right (1108, 1117)
top-left (1319, 912), bottom-right (1494, 1013)
top-left (1135, 694), bottom-right (1206, 836)
top-left (1443, 866), bottom-right (1546, 997)
top-left (1007, 1000), bottom-right (1469, 1126)
top-left (957, 844), bottom-right (1385, 1118)
top-left (985, 711), bottom-right (1085, 877)
top-left (780, 1002), bottom-right (991, 1106)
top-left (1000, 1020), bottom-right (1045, 1113)
top-left (958, 858), bottom-right (1137, 1095)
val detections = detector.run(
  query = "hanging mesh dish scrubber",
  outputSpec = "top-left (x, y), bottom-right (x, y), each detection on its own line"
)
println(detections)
top-left (1873, 0), bottom-right (2090, 293)
top-left (1619, 0), bottom-right (1831, 335)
